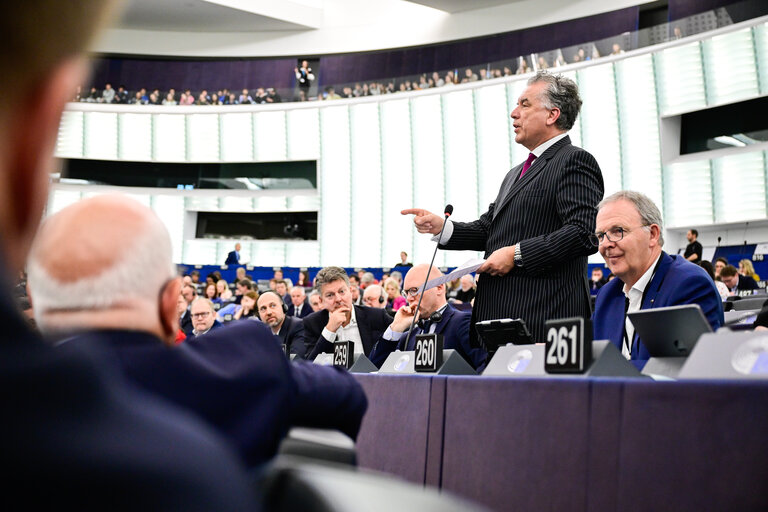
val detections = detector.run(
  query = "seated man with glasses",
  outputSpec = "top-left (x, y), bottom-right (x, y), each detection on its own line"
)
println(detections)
top-left (189, 298), bottom-right (223, 338)
top-left (592, 191), bottom-right (723, 368)
top-left (368, 264), bottom-right (487, 370)
top-left (304, 266), bottom-right (392, 360)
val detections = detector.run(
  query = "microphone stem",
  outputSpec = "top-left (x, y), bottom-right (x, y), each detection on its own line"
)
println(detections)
top-left (401, 214), bottom-right (450, 352)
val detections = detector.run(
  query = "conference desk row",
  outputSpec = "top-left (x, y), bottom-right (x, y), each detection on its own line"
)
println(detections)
top-left (353, 373), bottom-right (768, 512)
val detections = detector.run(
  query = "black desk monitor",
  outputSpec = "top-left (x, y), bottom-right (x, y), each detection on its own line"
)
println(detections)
top-left (475, 318), bottom-right (535, 354)
top-left (627, 304), bottom-right (712, 358)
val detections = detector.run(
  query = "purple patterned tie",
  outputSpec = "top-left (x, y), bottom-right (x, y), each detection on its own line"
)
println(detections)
top-left (520, 152), bottom-right (536, 178)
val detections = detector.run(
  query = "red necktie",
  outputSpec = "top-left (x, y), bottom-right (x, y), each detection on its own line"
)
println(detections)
top-left (520, 152), bottom-right (537, 178)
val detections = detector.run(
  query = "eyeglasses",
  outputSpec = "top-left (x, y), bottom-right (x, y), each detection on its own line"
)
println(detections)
top-left (590, 225), bottom-right (650, 246)
top-left (401, 287), bottom-right (422, 298)
top-left (191, 311), bottom-right (211, 319)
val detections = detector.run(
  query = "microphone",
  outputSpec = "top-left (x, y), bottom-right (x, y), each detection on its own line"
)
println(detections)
top-left (400, 205), bottom-right (453, 351)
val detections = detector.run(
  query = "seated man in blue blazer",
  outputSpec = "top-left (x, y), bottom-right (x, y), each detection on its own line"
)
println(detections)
top-left (368, 264), bottom-right (487, 370)
top-left (287, 285), bottom-right (313, 318)
top-left (28, 195), bottom-right (367, 469)
top-left (303, 266), bottom-right (392, 360)
top-left (592, 191), bottom-right (723, 368)
top-left (257, 290), bottom-right (307, 358)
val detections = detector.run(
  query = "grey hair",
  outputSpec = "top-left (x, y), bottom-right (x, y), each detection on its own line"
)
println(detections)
top-left (598, 190), bottom-right (664, 246)
top-left (528, 71), bottom-right (582, 131)
top-left (314, 266), bottom-right (350, 293)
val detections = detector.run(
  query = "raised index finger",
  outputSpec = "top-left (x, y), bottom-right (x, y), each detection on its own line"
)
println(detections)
top-left (401, 208), bottom-right (429, 217)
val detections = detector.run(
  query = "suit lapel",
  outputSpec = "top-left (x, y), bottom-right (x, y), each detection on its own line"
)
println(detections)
top-left (354, 306), bottom-right (373, 352)
top-left (493, 135), bottom-right (571, 221)
top-left (434, 306), bottom-right (454, 335)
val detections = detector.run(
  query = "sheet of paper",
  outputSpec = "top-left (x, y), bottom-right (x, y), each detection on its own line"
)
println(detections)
top-left (420, 258), bottom-right (485, 293)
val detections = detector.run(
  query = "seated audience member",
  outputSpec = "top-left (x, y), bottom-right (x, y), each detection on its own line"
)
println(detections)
top-left (274, 279), bottom-right (290, 303)
top-left (190, 269), bottom-right (201, 284)
top-left (296, 270), bottom-right (311, 287)
top-left (390, 270), bottom-right (403, 287)
top-left (383, 278), bottom-right (406, 310)
top-left (204, 282), bottom-right (221, 305)
top-left (28, 195), bottom-right (367, 469)
top-left (189, 298), bottom-right (223, 338)
top-left (714, 257), bottom-right (729, 279)
top-left (233, 266), bottom-right (248, 285)
top-left (368, 265), bottom-right (487, 370)
top-left (257, 291), bottom-right (306, 358)
top-left (721, 264), bottom-right (758, 294)
top-left (453, 274), bottom-right (476, 304)
top-left (233, 278), bottom-right (253, 305)
top-left (701, 261), bottom-right (731, 301)
top-left (360, 272), bottom-right (376, 289)
top-left (589, 267), bottom-right (607, 293)
top-left (363, 284), bottom-right (387, 309)
top-left (233, 291), bottom-right (258, 320)
top-left (180, 283), bottom-right (196, 334)
top-left (308, 290), bottom-right (323, 312)
top-left (350, 282), bottom-right (363, 306)
top-left (739, 259), bottom-right (760, 282)
top-left (592, 191), bottom-right (723, 366)
top-left (216, 279), bottom-right (233, 302)
top-left (287, 286), bottom-right (312, 318)
top-left (175, 294), bottom-right (189, 343)
top-left (303, 266), bottom-right (393, 359)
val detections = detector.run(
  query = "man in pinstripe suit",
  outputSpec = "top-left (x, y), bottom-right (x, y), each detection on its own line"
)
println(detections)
top-left (404, 71), bottom-right (603, 345)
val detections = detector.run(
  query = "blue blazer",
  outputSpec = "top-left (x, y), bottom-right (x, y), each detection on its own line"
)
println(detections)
top-left (287, 301), bottom-right (313, 318)
top-left (63, 321), bottom-right (367, 468)
top-left (224, 250), bottom-right (240, 265)
top-left (368, 304), bottom-right (487, 370)
top-left (592, 252), bottom-right (724, 367)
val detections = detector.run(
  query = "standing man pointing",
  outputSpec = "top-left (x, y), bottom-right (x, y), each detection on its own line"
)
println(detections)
top-left (403, 71), bottom-right (603, 343)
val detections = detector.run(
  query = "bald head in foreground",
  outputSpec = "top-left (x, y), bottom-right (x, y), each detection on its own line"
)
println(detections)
top-left (368, 264), bottom-right (487, 370)
top-left (1, 1), bottom-right (257, 509)
top-left (29, 196), bottom-right (367, 468)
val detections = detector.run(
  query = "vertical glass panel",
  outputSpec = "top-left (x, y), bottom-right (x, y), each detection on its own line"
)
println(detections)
top-left (713, 152), bottom-right (766, 223)
top-left (83, 112), bottom-right (118, 160)
top-left (755, 23), bottom-right (768, 94)
top-left (410, 94), bottom-right (445, 265)
top-left (47, 188), bottom-right (82, 216)
top-left (254, 111), bottom-right (287, 161)
top-left (185, 195), bottom-right (220, 211)
top-left (703, 28), bottom-right (759, 105)
top-left (220, 195), bottom-right (254, 212)
top-left (663, 160), bottom-right (714, 227)
top-left (615, 54), bottom-right (663, 206)
top-left (186, 114), bottom-right (220, 161)
top-left (287, 108), bottom-right (320, 160)
top-left (318, 105), bottom-right (351, 266)
top-left (443, 89), bottom-right (479, 267)
top-left (183, 240), bottom-right (218, 265)
top-left (655, 42), bottom-right (707, 115)
top-left (220, 112), bottom-right (253, 162)
top-left (578, 63), bottom-right (622, 195)
top-left (153, 114), bottom-right (187, 161)
top-left (506, 80), bottom-right (530, 166)
top-left (287, 195), bottom-right (320, 211)
top-left (380, 99), bottom-right (414, 268)
top-left (249, 241), bottom-right (287, 268)
top-left (349, 102), bottom-right (383, 265)
top-left (151, 195), bottom-right (185, 263)
top-left (475, 85), bottom-right (511, 211)
top-left (285, 242), bottom-right (320, 267)
top-left (118, 113), bottom-right (152, 161)
top-left (56, 111), bottom-right (84, 158)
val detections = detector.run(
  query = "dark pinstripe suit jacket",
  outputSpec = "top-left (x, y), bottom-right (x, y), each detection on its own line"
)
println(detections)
top-left (442, 135), bottom-right (604, 343)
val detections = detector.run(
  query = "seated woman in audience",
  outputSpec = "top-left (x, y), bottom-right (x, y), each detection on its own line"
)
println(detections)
top-left (296, 270), bottom-right (311, 288)
top-left (739, 259), bottom-right (760, 282)
top-left (233, 291), bottom-right (259, 320)
top-left (217, 279), bottom-right (233, 302)
top-left (162, 92), bottom-right (177, 105)
top-left (205, 283), bottom-right (222, 305)
top-left (383, 278), bottom-right (406, 311)
top-left (701, 260), bottom-right (730, 301)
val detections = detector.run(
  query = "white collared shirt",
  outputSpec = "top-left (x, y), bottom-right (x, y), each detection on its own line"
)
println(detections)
top-left (622, 253), bottom-right (662, 359)
top-left (436, 132), bottom-right (569, 245)
top-left (321, 306), bottom-right (364, 354)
